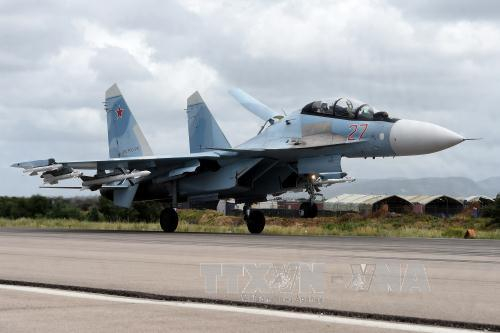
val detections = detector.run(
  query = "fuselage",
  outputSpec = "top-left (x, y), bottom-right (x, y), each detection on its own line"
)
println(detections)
top-left (239, 97), bottom-right (464, 158)
top-left (105, 96), bottom-right (465, 206)
top-left (15, 85), bottom-right (467, 229)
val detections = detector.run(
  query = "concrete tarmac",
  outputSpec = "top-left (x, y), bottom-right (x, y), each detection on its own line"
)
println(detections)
top-left (0, 229), bottom-right (498, 328)
top-left (0, 285), bottom-right (482, 333)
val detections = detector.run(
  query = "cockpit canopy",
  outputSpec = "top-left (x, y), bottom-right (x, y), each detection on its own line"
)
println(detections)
top-left (301, 97), bottom-right (391, 121)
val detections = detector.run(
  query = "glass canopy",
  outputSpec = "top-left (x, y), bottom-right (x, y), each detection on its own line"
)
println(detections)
top-left (301, 97), bottom-right (390, 121)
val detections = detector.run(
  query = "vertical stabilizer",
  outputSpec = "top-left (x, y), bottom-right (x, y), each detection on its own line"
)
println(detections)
top-left (105, 84), bottom-right (153, 158)
top-left (186, 91), bottom-right (231, 153)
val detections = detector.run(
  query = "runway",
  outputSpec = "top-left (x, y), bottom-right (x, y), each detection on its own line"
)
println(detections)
top-left (0, 284), bottom-right (484, 333)
top-left (0, 229), bottom-right (499, 331)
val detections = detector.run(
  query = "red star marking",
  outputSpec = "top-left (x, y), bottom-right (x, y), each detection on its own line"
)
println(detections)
top-left (116, 107), bottom-right (124, 118)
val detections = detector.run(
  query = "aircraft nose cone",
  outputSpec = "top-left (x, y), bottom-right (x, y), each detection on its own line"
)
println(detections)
top-left (389, 119), bottom-right (464, 156)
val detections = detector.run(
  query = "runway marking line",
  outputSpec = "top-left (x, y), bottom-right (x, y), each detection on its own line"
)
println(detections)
top-left (0, 284), bottom-right (483, 333)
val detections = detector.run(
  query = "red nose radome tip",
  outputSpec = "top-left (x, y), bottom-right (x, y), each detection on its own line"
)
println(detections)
top-left (390, 119), bottom-right (464, 156)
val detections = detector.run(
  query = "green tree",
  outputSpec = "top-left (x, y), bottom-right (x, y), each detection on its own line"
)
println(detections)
top-left (132, 201), bottom-right (164, 222)
top-left (97, 196), bottom-right (129, 221)
top-left (48, 198), bottom-right (82, 220)
top-left (27, 195), bottom-right (52, 218)
top-left (86, 206), bottom-right (102, 221)
top-left (483, 197), bottom-right (500, 227)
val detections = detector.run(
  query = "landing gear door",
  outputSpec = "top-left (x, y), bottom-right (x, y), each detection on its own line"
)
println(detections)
top-left (297, 154), bottom-right (342, 175)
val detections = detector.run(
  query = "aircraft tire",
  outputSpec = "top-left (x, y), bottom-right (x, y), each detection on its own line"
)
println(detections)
top-left (299, 202), bottom-right (318, 218)
top-left (299, 202), bottom-right (309, 218)
top-left (246, 210), bottom-right (265, 234)
top-left (160, 208), bottom-right (178, 232)
top-left (309, 203), bottom-right (318, 218)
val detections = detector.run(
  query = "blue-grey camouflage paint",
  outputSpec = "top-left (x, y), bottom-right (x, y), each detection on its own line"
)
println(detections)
top-left (105, 85), bottom-right (153, 158)
top-left (13, 85), bottom-right (465, 209)
top-left (238, 111), bottom-right (396, 158)
top-left (186, 92), bottom-right (231, 154)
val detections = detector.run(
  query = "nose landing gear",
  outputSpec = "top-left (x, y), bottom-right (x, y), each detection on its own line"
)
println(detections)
top-left (299, 175), bottom-right (320, 218)
top-left (299, 201), bottom-right (318, 218)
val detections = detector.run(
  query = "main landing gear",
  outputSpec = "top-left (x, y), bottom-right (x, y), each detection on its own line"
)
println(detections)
top-left (161, 181), bottom-right (179, 233)
top-left (160, 207), bottom-right (178, 232)
top-left (243, 204), bottom-right (266, 234)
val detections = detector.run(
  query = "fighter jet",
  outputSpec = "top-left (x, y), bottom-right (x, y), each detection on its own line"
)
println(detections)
top-left (12, 84), bottom-right (467, 233)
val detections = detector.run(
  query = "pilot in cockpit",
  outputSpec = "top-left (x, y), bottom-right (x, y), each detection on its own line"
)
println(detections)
top-left (301, 97), bottom-right (394, 122)
top-left (333, 98), bottom-right (355, 118)
top-left (320, 102), bottom-right (329, 114)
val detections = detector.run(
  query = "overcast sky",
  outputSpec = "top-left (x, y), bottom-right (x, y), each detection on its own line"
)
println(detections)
top-left (1, 0), bottom-right (499, 196)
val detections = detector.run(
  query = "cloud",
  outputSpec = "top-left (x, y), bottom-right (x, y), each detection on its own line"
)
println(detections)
top-left (388, 0), bottom-right (500, 21)
top-left (0, 0), bottom-right (498, 197)
top-left (90, 47), bottom-right (153, 82)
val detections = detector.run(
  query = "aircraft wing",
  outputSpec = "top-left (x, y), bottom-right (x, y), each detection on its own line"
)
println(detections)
top-left (56, 151), bottom-right (231, 170)
top-left (13, 151), bottom-right (232, 171)
top-left (228, 88), bottom-right (284, 123)
top-left (11, 151), bottom-right (235, 188)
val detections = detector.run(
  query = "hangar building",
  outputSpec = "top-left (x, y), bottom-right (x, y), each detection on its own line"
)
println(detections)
top-left (324, 194), bottom-right (413, 215)
top-left (460, 195), bottom-right (494, 207)
top-left (402, 195), bottom-right (464, 216)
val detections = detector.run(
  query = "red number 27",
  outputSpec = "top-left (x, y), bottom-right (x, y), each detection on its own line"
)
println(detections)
top-left (347, 124), bottom-right (368, 140)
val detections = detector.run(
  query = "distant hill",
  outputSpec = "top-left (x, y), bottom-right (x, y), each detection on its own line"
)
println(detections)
top-left (476, 177), bottom-right (500, 198)
top-left (318, 177), bottom-right (499, 199)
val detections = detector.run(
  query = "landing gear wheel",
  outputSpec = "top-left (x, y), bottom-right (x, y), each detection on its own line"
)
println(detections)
top-left (299, 202), bottom-right (318, 218)
top-left (245, 210), bottom-right (265, 234)
top-left (160, 208), bottom-right (178, 232)
top-left (309, 203), bottom-right (318, 218)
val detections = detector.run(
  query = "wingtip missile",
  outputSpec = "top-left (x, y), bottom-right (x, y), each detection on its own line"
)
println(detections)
top-left (23, 164), bottom-right (64, 176)
top-left (11, 158), bottom-right (56, 169)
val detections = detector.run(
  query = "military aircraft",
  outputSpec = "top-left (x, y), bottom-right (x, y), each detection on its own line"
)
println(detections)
top-left (12, 84), bottom-right (467, 233)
